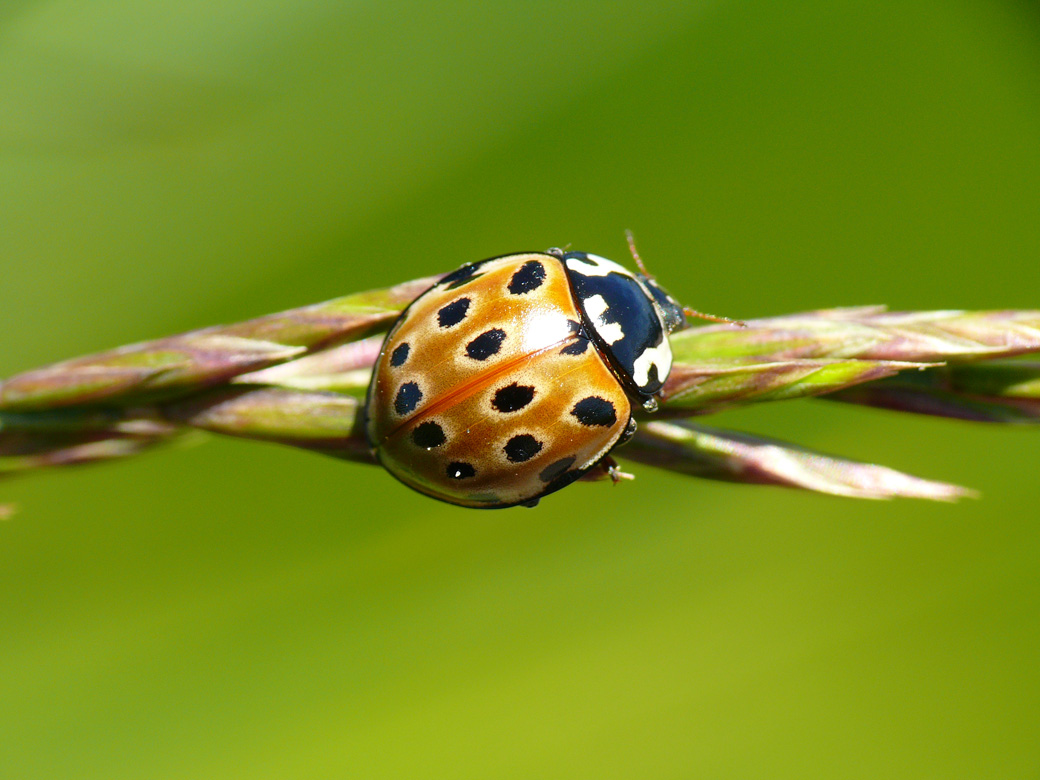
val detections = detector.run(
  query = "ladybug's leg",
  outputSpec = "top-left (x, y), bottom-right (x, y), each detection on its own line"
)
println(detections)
top-left (579, 455), bottom-right (634, 484)
top-left (604, 456), bottom-right (634, 484)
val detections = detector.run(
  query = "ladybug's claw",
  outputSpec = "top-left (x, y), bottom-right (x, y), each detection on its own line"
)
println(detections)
top-left (581, 455), bottom-right (635, 484)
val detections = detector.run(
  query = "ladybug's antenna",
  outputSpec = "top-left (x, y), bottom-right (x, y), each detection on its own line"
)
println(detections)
top-left (626, 230), bottom-right (746, 327)
top-left (683, 306), bottom-right (747, 328)
top-left (624, 230), bottom-right (652, 277)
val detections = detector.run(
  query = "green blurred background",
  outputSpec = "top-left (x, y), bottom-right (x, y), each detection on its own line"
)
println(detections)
top-left (2, 1), bottom-right (1039, 777)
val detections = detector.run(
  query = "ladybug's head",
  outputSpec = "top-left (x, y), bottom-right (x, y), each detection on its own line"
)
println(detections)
top-left (640, 275), bottom-right (687, 333)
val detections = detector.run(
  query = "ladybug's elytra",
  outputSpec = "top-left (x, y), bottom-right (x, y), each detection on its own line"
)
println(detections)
top-left (364, 248), bottom-right (687, 508)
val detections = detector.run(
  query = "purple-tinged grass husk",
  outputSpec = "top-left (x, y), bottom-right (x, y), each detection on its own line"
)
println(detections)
top-left (621, 421), bottom-right (974, 501)
top-left (829, 360), bottom-right (1040, 423)
top-left (0, 276), bottom-right (438, 413)
top-left (161, 387), bottom-right (373, 462)
top-left (0, 277), bottom-right (1038, 502)
top-left (657, 358), bottom-right (933, 416)
top-left (671, 308), bottom-right (1040, 363)
top-left (233, 336), bottom-right (385, 397)
top-left (0, 432), bottom-right (176, 475)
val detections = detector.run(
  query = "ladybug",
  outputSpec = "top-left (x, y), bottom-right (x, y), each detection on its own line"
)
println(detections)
top-left (365, 248), bottom-right (687, 508)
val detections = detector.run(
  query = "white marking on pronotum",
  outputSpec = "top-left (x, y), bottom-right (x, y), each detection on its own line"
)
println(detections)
top-left (631, 340), bottom-right (672, 389)
top-left (583, 294), bottom-right (625, 344)
top-left (565, 254), bottom-right (631, 278)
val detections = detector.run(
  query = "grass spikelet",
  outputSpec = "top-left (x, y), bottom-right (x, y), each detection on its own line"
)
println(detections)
top-left (0, 277), bottom-right (1036, 502)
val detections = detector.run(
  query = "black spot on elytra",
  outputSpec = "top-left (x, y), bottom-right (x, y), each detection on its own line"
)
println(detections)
top-left (394, 382), bottom-right (422, 415)
top-left (571, 396), bottom-right (617, 427)
top-left (437, 297), bottom-right (471, 328)
top-left (389, 342), bottom-right (410, 367)
top-left (446, 272), bottom-right (483, 290)
top-left (560, 339), bottom-right (589, 356)
top-left (440, 264), bottom-right (482, 290)
top-left (544, 468), bottom-right (583, 494)
top-left (446, 461), bottom-right (476, 479)
top-left (492, 383), bottom-right (535, 413)
top-left (507, 260), bottom-right (546, 295)
top-left (504, 434), bottom-right (542, 463)
top-left (539, 456), bottom-right (576, 483)
top-left (465, 328), bottom-right (506, 360)
top-left (560, 320), bottom-right (587, 355)
top-left (411, 421), bottom-right (446, 448)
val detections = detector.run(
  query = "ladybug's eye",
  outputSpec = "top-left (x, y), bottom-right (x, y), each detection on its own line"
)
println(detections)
top-left (645, 279), bottom-right (686, 332)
